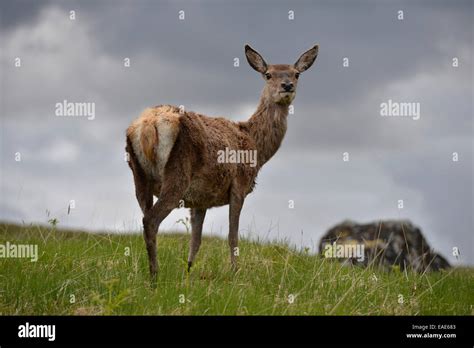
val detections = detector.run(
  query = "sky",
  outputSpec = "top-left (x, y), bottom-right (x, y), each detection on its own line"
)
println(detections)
top-left (0, 0), bottom-right (472, 264)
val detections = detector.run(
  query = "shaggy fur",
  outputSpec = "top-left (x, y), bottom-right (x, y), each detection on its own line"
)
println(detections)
top-left (126, 44), bottom-right (319, 280)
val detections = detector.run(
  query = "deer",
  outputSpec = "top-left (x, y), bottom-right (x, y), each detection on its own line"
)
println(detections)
top-left (126, 44), bottom-right (319, 281)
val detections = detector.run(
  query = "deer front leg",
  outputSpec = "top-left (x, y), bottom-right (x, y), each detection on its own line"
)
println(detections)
top-left (228, 191), bottom-right (244, 271)
top-left (187, 208), bottom-right (207, 272)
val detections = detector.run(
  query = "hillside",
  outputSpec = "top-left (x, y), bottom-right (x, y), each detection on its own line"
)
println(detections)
top-left (0, 222), bottom-right (472, 315)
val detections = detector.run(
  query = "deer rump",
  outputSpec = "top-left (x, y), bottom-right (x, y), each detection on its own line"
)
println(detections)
top-left (127, 106), bottom-right (183, 179)
top-left (126, 105), bottom-right (258, 209)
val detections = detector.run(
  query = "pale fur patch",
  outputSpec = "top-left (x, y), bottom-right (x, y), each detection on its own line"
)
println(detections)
top-left (127, 106), bottom-right (181, 179)
top-left (155, 114), bottom-right (180, 176)
top-left (130, 121), bottom-right (157, 178)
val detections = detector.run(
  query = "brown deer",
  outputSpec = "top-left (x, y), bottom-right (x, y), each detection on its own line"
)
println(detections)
top-left (126, 44), bottom-right (319, 281)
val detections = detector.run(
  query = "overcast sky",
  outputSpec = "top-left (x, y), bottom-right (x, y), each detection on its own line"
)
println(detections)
top-left (1, 0), bottom-right (472, 264)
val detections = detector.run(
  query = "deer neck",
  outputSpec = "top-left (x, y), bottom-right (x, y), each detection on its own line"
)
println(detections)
top-left (245, 97), bottom-right (289, 168)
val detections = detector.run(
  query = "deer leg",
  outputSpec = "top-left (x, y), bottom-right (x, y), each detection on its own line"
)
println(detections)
top-left (187, 208), bottom-right (207, 272)
top-left (228, 191), bottom-right (244, 271)
top-left (135, 181), bottom-right (153, 215)
top-left (143, 172), bottom-right (190, 282)
top-left (143, 214), bottom-right (158, 283)
top-left (127, 141), bottom-right (153, 214)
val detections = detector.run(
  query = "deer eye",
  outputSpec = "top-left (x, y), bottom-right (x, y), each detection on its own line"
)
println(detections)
top-left (265, 73), bottom-right (272, 80)
top-left (295, 72), bottom-right (300, 79)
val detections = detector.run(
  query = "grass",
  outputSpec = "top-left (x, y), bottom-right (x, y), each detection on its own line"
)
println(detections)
top-left (0, 222), bottom-right (472, 315)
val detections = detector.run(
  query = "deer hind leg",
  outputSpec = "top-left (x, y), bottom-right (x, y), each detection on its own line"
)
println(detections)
top-left (228, 189), bottom-right (244, 271)
top-left (142, 152), bottom-right (192, 282)
top-left (143, 181), bottom-right (188, 282)
top-left (127, 138), bottom-right (153, 214)
top-left (187, 208), bottom-right (207, 272)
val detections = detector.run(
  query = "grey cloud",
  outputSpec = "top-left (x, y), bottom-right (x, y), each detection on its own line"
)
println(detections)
top-left (0, 0), bottom-right (51, 31)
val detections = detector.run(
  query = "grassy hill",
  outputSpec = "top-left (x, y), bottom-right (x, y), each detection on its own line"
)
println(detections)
top-left (0, 222), bottom-right (472, 315)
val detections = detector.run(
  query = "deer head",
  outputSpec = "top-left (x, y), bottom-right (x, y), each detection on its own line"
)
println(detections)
top-left (245, 44), bottom-right (319, 106)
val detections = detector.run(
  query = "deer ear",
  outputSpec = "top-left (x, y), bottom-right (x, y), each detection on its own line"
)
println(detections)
top-left (245, 44), bottom-right (268, 73)
top-left (294, 45), bottom-right (319, 72)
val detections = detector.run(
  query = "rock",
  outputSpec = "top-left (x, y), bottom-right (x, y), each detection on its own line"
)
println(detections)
top-left (319, 220), bottom-right (450, 272)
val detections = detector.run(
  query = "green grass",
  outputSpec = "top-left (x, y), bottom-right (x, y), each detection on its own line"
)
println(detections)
top-left (0, 222), bottom-right (472, 315)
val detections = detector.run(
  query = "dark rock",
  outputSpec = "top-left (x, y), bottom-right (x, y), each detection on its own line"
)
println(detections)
top-left (319, 220), bottom-right (450, 272)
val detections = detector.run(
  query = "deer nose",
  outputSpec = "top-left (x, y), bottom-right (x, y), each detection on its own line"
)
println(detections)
top-left (281, 82), bottom-right (294, 92)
